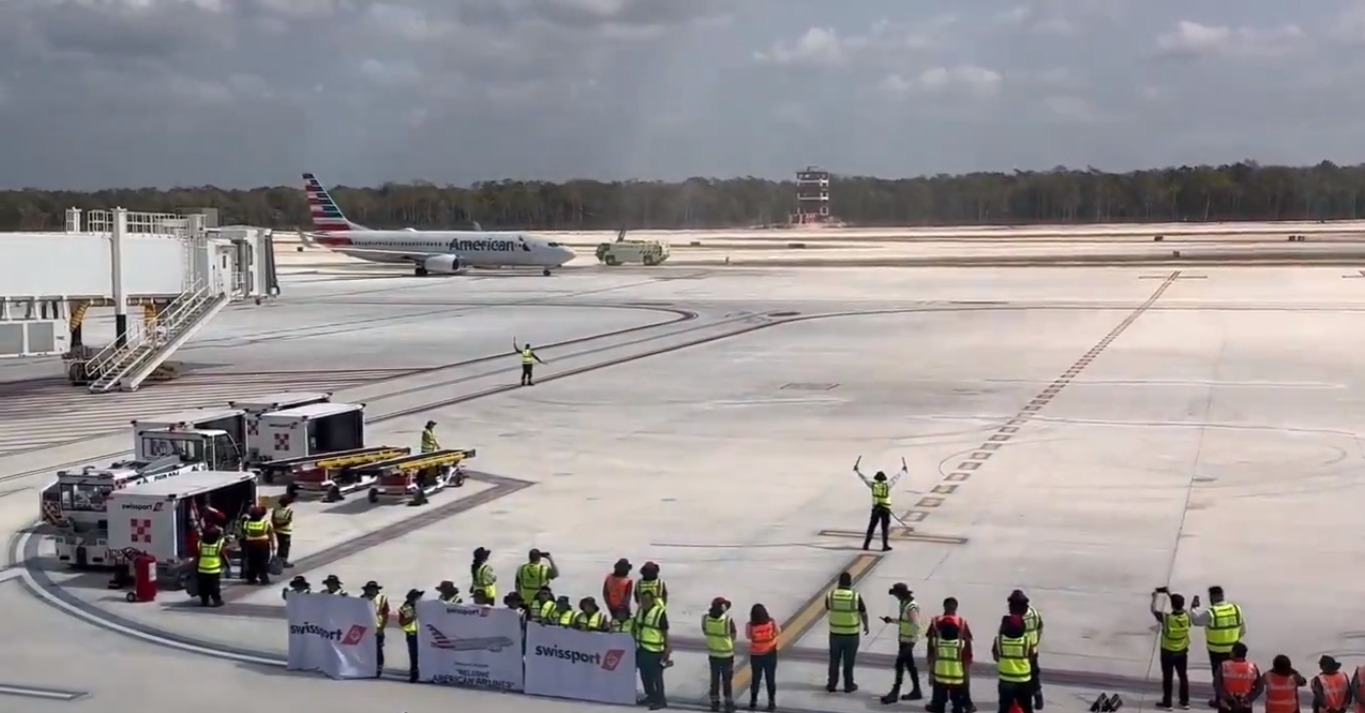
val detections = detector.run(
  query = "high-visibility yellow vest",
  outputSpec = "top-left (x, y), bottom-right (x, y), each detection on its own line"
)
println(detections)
top-left (1162, 611), bottom-right (1191, 652)
top-left (521, 347), bottom-right (535, 365)
top-left (197, 542), bottom-right (222, 574)
top-left (517, 562), bottom-right (550, 600)
top-left (933, 638), bottom-right (966, 685)
top-left (1023, 606), bottom-right (1043, 646)
top-left (558, 609), bottom-right (576, 626)
top-left (636, 604), bottom-right (666, 652)
top-left (420, 428), bottom-right (438, 453)
top-left (473, 563), bottom-right (496, 599)
top-left (898, 600), bottom-right (920, 642)
top-left (243, 518), bottom-right (269, 541)
top-left (439, 593), bottom-right (461, 604)
top-left (576, 611), bottom-right (606, 631)
top-left (271, 505), bottom-right (293, 534)
top-left (826, 588), bottom-right (861, 635)
top-left (997, 635), bottom-right (1032, 683)
top-left (1206, 603), bottom-right (1243, 652)
top-left (703, 614), bottom-right (735, 657)
top-left (365, 593), bottom-right (388, 628)
top-left (398, 603), bottom-right (418, 634)
top-left (538, 600), bottom-right (557, 623)
top-left (872, 481), bottom-right (891, 507)
top-left (612, 616), bottom-right (635, 634)
top-left (637, 578), bottom-right (665, 603)
top-left (321, 588), bottom-right (349, 596)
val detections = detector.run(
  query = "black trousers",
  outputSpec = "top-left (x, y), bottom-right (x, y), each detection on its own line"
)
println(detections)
top-left (244, 544), bottom-right (271, 584)
top-left (749, 652), bottom-right (777, 704)
top-left (1159, 649), bottom-right (1189, 706)
top-left (376, 631), bottom-right (385, 675)
top-left (999, 681), bottom-right (1035, 713)
top-left (864, 506), bottom-right (890, 549)
top-left (637, 649), bottom-right (667, 706)
top-left (1030, 652), bottom-right (1043, 702)
top-left (930, 683), bottom-right (969, 713)
top-left (709, 655), bottom-right (734, 702)
top-left (275, 533), bottom-right (291, 563)
top-left (1208, 650), bottom-right (1230, 702)
top-left (406, 633), bottom-right (419, 682)
top-left (892, 640), bottom-right (922, 694)
top-left (521, 363), bottom-right (534, 385)
top-left (828, 633), bottom-right (859, 689)
top-left (196, 572), bottom-right (222, 605)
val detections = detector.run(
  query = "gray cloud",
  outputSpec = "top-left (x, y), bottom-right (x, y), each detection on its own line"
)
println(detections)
top-left (0, 0), bottom-right (1356, 190)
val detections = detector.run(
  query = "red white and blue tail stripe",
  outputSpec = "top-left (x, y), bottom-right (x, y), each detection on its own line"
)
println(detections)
top-left (302, 173), bottom-right (366, 232)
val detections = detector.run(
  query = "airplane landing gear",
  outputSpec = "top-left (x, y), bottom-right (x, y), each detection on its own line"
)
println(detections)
top-left (542, 268), bottom-right (552, 276)
top-left (415, 267), bottom-right (428, 276)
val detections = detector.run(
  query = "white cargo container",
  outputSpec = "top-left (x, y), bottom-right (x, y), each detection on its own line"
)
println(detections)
top-left (253, 402), bottom-right (366, 462)
top-left (106, 470), bottom-right (258, 567)
top-left (228, 392), bottom-right (333, 463)
top-left (131, 407), bottom-right (246, 464)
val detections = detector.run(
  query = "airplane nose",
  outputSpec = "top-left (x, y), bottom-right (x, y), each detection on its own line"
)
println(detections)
top-left (559, 246), bottom-right (576, 262)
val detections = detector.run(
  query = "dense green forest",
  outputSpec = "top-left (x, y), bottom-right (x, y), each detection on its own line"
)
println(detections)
top-left (3, 161), bottom-right (1364, 231)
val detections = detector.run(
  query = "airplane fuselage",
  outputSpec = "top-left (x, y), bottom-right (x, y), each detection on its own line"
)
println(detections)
top-left (317, 230), bottom-right (575, 268)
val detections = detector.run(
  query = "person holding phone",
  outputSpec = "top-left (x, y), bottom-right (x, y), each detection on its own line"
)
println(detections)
top-left (1151, 587), bottom-right (1191, 709)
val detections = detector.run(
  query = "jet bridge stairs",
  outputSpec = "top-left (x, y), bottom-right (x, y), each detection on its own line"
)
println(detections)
top-left (84, 282), bottom-right (230, 393)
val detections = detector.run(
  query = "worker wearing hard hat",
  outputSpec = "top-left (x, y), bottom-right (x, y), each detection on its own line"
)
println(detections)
top-left (435, 581), bottom-right (462, 604)
top-left (513, 339), bottom-right (546, 386)
top-left (635, 561), bottom-right (669, 607)
top-left (361, 581), bottom-right (390, 678)
top-left (470, 547), bottom-right (497, 604)
top-left (240, 505), bottom-right (274, 585)
top-left (195, 526), bottom-right (226, 607)
top-left (516, 549), bottom-right (558, 604)
top-left (421, 421), bottom-right (439, 454)
top-left (320, 574), bottom-right (348, 595)
top-left (271, 494), bottom-right (295, 569)
top-left (399, 589), bottom-right (423, 683)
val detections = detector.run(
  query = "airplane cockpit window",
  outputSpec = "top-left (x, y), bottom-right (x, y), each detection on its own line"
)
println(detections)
top-left (547, 242), bottom-right (561, 247)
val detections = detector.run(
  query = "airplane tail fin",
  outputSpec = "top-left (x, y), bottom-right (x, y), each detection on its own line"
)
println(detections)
top-left (302, 173), bottom-right (368, 232)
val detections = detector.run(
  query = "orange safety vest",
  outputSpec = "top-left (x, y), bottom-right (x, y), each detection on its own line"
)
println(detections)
top-left (931, 614), bottom-right (969, 639)
top-left (1317, 672), bottom-right (1349, 712)
top-left (603, 575), bottom-right (632, 612)
top-left (748, 621), bottom-right (779, 655)
top-left (1354, 668), bottom-right (1365, 713)
top-left (1222, 660), bottom-right (1260, 698)
top-left (1263, 672), bottom-right (1299, 713)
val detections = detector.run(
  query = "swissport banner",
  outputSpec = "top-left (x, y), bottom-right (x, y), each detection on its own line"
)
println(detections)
top-left (285, 593), bottom-right (378, 679)
top-left (523, 622), bottom-right (636, 705)
top-left (416, 601), bottom-right (524, 691)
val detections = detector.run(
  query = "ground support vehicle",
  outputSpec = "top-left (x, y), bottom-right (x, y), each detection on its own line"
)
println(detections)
top-left (595, 238), bottom-right (669, 266)
top-left (132, 407), bottom-right (247, 468)
top-left (228, 392), bottom-right (333, 462)
top-left (105, 470), bottom-right (257, 594)
top-left (349, 449), bottom-right (475, 505)
top-left (250, 402), bottom-right (366, 466)
top-left (257, 445), bottom-right (409, 490)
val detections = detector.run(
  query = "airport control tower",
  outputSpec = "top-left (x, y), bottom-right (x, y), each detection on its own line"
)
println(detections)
top-left (792, 166), bottom-right (832, 225)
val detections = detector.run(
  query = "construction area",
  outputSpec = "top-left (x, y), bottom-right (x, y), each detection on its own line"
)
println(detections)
top-left (0, 225), bottom-right (1362, 712)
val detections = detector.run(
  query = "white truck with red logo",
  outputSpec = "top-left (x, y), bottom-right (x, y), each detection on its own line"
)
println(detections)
top-left (132, 408), bottom-right (247, 470)
top-left (252, 401), bottom-right (366, 463)
top-left (228, 392), bottom-right (333, 464)
top-left (106, 470), bottom-right (258, 574)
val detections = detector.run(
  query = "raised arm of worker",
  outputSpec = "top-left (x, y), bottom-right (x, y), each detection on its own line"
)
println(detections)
top-left (858, 594), bottom-right (869, 635)
top-left (1188, 595), bottom-right (1211, 627)
top-left (545, 553), bottom-right (559, 579)
top-left (854, 466), bottom-right (874, 489)
top-left (887, 464), bottom-right (907, 489)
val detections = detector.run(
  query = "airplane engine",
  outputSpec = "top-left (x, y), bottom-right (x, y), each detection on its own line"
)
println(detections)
top-left (422, 255), bottom-right (467, 275)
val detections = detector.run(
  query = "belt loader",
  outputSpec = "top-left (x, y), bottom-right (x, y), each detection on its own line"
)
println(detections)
top-left (258, 445), bottom-right (410, 497)
top-left (350, 449), bottom-right (475, 505)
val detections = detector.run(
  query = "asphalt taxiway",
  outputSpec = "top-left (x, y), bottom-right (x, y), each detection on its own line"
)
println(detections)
top-left (3, 255), bottom-right (1365, 713)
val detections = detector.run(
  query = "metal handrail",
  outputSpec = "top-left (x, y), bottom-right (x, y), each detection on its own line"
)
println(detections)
top-left (85, 279), bottom-right (211, 376)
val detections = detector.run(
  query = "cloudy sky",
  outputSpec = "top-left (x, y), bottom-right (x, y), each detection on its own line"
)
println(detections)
top-left (0, 0), bottom-right (1361, 189)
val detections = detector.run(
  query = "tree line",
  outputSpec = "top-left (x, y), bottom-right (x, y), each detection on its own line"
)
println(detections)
top-left (2, 160), bottom-right (1364, 232)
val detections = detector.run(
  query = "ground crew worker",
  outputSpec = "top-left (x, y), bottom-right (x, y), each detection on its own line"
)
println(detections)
top-left (1009, 590), bottom-right (1044, 709)
top-left (862, 470), bottom-right (894, 552)
top-left (399, 589), bottom-right (422, 683)
top-left (554, 596), bottom-right (575, 626)
top-left (824, 570), bottom-right (869, 693)
top-left (515, 549), bottom-right (558, 603)
top-left (471, 547), bottom-right (496, 603)
top-left (240, 505), bottom-right (273, 585)
top-left (271, 494), bottom-right (295, 568)
top-left (611, 608), bottom-right (635, 634)
top-left (1265, 656), bottom-right (1306, 713)
top-left (636, 590), bottom-right (670, 711)
top-left (703, 597), bottom-right (738, 712)
top-left (636, 561), bottom-right (668, 606)
top-left (1195, 586), bottom-right (1246, 708)
top-left (927, 619), bottom-right (970, 713)
top-left (1312, 656), bottom-right (1350, 713)
top-left (532, 586), bottom-right (557, 623)
top-left (421, 421), bottom-right (439, 453)
top-left (746, 603), bottom-right (780, 712)
top-left (994, 615), bottom-right (1036, 713)
top-left (513, 340), bottom-right (546, 386)
top-left (881, 582), bottom-right (923, 703)
top-left (604, 558), bottom-right (634, 620)
top-left (1217, 643), bottom-right (1263, 713)
top-left (435, 580), bottom-right (461, 604)
top-left (320, 574), bottom-right (348, 595)
top-left (361, 581), bottom-right (389, 678)
top-left (575, 597), bottom-right (608, 631)
top-left (1150, 587), bottom-right (1191, 710)
top-left (195, 526), bottom-right (226, 607)
top-left (282, 575), bottom-right (310, 600)
top-left (929, 597), bottom-right (976, 712)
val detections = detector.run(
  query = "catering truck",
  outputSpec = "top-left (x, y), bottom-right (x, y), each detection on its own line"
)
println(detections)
top-left (106, 470), bottom-right (258, 579)
top-left (227, 392), bottom-right (333, 463)
top-left (131, 408), bottom-right (246, 467)
top-left (252, 402), bottom-right (366, 463)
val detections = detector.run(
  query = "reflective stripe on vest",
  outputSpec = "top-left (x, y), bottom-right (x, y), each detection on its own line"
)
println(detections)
top-left (997, 635), bottom-right (1032, 683)
top-left (1264, 672), bottom-right (1299, 713)
top-left (703, 614), bottom-right (734, 657)
top-left (420, 429), bottom-right (438, 453)
top-left (271, 505), bottom-right (292, 533)
top-left (1317, 671), bottom-right (1349, 711)
top-left (537, 600), bottom-right (556, 623)
top-left (826, 588), bottom-right (860, 635)
top-left (522, 347), bottom-right (535, 364)
top-left (1023, 606), bottom-right (1042, 646)
top-left (398, 603), bottom-right (418, 635)
top-left (611, 616), bottom-right (634, 634)
top-left (871, 481), bottom-right (890, 507)
top-left (749, 621), bottom-right (778, 654)
top-left (933, 638), bottom-right (966, 685)
top-left (518, 562), bottom-right (549, 597)
top-left (558, 609), bottom-right (576, 627)
top-left (197, 542), bottom-right (222, 574)
top-left (638, 578), bottom-right (665, 602)
top-left (1206, 603), bottom-right (1242, 652)
top-left (367, 594), bottom-right (388, 628)
top-left (1221, 660), bottom-right (1258, 696)
top-left (636, 604), bottom-right (666, 652)
top-left (899, 600), bottom-right (920, 642)
top-left (439, 594), bottom-right (461, 604)
top-left (244, 519), bottom-right (269, 541)
top-left (473, 563), bottom-right (496, 599)
top-left (576, 611), bottom-right (605, 631)
top-left (1161, 611), bottom-right (1190, 652)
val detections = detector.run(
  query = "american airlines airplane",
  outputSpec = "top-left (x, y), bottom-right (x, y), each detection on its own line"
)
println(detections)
top-left (299, 173), bottom-right (576, 276)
